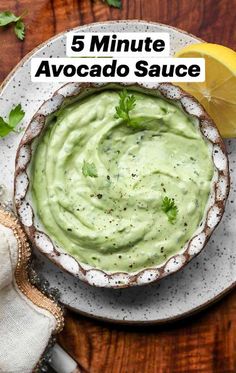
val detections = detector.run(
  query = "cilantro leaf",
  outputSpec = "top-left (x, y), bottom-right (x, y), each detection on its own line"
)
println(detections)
top-left (161, 196), bottom-right (178, 224)
top-left (8, 104), bottom-right (25, 128)
top-left (0, 118), bottom-right (12, 137)
top-left (0, 104), bottom-right (25, 138)
top-left (0, 11), bottom-right (20, 26)
top-left (104, 0), bottom-right (121, 8)
top-left (0, 10), bottom-right (26, 40)
top-left (14, 19), bottom-right (25, 40)
top-left (115, 89), bottom-right (136, 125)
top-left (115, 90), bottom-right (160, 130)
top-left (82, 161), bottom-right (98, 177)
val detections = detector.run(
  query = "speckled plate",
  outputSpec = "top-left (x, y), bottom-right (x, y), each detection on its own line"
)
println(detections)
top-left (0, 21), bottom-right (235, 323)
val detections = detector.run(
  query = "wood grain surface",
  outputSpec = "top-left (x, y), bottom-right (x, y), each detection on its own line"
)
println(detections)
top-left (0, 1), bottom-right (236, 372)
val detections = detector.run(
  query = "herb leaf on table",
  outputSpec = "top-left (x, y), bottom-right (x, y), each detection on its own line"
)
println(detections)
top-left (14, 19), bottom-right (25, 41)
top-left (0, 10), bottom-right (27, 40)
top-left (0, 11), bottom-right (20, 26)
top-left (103, 0), bottom-right (122, 8)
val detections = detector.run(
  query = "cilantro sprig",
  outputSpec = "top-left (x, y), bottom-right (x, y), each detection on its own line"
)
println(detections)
top-left (82, 161), bottom-right (98, 178)
top-left (161, 196), bottom-right (178, 224)
top-left (0, 10), bottom-right (27, 40)
top-left (0, 104), bottom-right (25, 138)
top-left (115, 89), bottom-right (160, 130)
top-left (115, 89), bottom-right (136, 126)
top-left (14, 19), bottom-right (25, 40)
top-left (115, 90), bottom-right (160, 131)
top-left (103, 0), bottom-right (121, 8)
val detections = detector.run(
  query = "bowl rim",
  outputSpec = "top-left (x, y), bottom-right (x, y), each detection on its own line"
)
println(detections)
top-left (14, 82), bottom-right (230, 288)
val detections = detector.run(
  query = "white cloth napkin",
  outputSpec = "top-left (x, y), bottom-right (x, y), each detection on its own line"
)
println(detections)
top-left (0, 210), bottom-right (64, 373)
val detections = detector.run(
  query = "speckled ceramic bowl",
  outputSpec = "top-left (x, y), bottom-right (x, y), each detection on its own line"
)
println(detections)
top-left (14, 82), bottom-right (229, 288)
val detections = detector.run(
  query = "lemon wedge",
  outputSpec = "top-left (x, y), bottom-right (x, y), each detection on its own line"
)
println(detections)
top-left (175, 43), bottom-right (236, 138)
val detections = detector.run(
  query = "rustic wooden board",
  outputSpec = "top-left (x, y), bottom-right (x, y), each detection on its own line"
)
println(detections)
top-left (59, 292), bottom-right (236, 373)
top-left (1, 0), bottom-right (236, 372)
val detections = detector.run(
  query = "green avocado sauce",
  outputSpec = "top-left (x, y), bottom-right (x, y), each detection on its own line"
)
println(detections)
top-left (31, 89), bottom-right (214, 272)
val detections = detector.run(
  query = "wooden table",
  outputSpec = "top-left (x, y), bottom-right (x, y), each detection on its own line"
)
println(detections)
top-left (1, 1), bottom-right (236, 372)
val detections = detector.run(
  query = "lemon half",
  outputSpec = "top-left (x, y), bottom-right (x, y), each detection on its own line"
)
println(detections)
top-left (175, 43), bottom-right (236, 138)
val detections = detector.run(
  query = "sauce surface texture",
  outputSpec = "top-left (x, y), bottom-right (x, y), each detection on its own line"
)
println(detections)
top-left (31, 90), bottom-right (214, 272)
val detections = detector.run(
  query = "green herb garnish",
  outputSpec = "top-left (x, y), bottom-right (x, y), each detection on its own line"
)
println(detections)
top-left (14, 19), bottom-right (25, 40)
top-left (161, 196), bottom-right (178, 224)
top-left (103, 0), bottom-right (121, 8)
top-left (0, 11), bottom-right (20, 25)
top-left (0, 10), bottom-right (27, 40)
top-left (82, 161), bottom-right (98, 177)
top-left (115, 90), bottom-right (159, 130)
top-left (0, 104), bottom-right (25, 137)
top-left (115, 89), bottom-right (136, 125)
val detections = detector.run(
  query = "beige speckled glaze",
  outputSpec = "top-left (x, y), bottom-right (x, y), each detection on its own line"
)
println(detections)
top-left (14, 82), bottom-right (229, 288)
